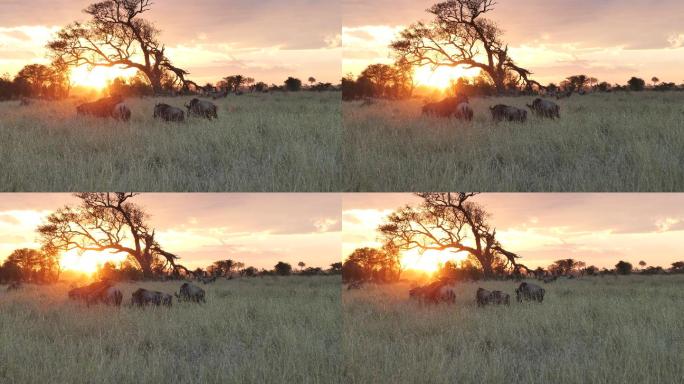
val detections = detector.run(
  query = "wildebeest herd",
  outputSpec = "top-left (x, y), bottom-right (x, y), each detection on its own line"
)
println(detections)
top-left (422, 95), bottom-right (561, 123)
top-left (68, 95), bottom-right (219, 123)
top-left (65, 279), bottom-right (206, 307)
top-left (385, 280), bottom-right (547, 307)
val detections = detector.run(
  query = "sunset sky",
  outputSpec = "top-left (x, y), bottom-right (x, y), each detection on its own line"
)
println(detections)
top-left (0, 0), bottom-right (341, 85)
top-left (343, 0), bottom-right (684, 85)
top-left (343, 193), bottom-right (684, 271)
top-left (0, 193), bottom-right (341, 272)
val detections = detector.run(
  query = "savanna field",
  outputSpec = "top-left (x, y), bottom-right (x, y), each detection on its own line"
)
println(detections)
top-left (343, 92), bottom-right (684, 191)
top-left (342, 276), bottom-right (684, 384)
top-left (0, 277), bottom-right (342, 384)
top-left (0, 92), bottom-right (341, 192)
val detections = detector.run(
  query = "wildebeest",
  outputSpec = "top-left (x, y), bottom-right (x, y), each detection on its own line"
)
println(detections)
top-left (490, 290), bottom-right (510, 305)
top-left (76, 96), bottom-right (123, 118)
top-left (410, 280), bottom-right (456, 304)
top-left (6, 282), bottom-right (21, 291)
top-left (131, 288), bottom-right (173, 307)
top-left (556, 89), bottom-right (573, 99)
top-left (455, 102), bottom-right (474, 121)
top-left (175, 282), bottom-right (206, 303)
top-left (200, 276), bottom-right (217, 284)
top-left (347, 281), bottom-right (363, 290)
top-left (153, 103), bottom-right (185, 122)
top-left (422, 95), bottom-right (470, 118)
top-left (68, 280), bottom-right (116, 306)
top-left (526, 98), bottom-right (560, 119)
top-left (489, 104), bottom-right (527, 122)
top-left (185, 98), bottom-right (218, 119)
top-left (100, 287), bottom-right (123, 306)
top-left (515, 282), bottom-right (545, 303)
top-left (543, 276), bottom-right (558, 283)
top-left (111, 103), bottom-right (131, 121)
top-left (476, 287), bottom-right (492, 307)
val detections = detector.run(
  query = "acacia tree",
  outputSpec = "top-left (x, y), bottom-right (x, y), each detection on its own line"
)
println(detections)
top-left (37, 193), bottom-right (189, 279)
top-left (47, 0), bottom-right (193, 94)
top-left (390, 0), bottom-right (538, 94)
top-left (379, 192), bottom-right (527, 277)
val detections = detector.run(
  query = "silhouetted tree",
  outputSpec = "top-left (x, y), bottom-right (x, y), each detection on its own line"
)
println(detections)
top-left (329, 262), bottom-right (342, 275)
top-left (223, 75), bottom-right (248, 93)
top-left (242, 266), bottom-right (258, 277)
top-left (298, 261), bottom-right (306, 272)
top-left (47, 0), bottom-right (193, 94)
top-left (627, 77), bottom-right (646, 91)
top-left (2, 248), bottom-right (60, 283)
top-left (342, 260), bottom-right (364, 283)
top-left (651, 77), bottom-right (659, 87)
top-left (38, 193), bottom-right (190, 279)
top-left (274, 261), bottom-right (292, 276)
top-left (284, 77), bottom-right (302, 91)
top-left (566, 75), bottom-right (589, 92)
top-left (308, 77), bottom-right (316, 88)
top-left (253, 82), bottom-right (268, 92)
top-left (379, 193), bottom-right (527, 278)
top-left (615, 260), bottom-right (633, 275)
top-left (391, 0), bottom-right (538, 94)
top-left (670, 261), bottom-right (684, 273)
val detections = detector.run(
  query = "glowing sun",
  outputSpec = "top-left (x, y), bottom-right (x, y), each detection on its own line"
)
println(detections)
top-left (400, 249), bottom-right (469, 274)
top-left (59, 250), bottom-right (128, 274)
top-left (413, 65), bottom-right (481, 89)
top-left (70, 65), bottom-right (137, 89)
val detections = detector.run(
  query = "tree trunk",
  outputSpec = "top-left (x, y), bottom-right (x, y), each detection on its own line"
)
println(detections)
top-left (139, 257), bottom-right (153, 279)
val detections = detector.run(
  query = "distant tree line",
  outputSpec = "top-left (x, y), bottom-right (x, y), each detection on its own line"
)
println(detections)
top-left (95, 258), bottom-right (342, 282)
top-left (0, 63), bottom-right (339, 101)
top-left (342, 63), bottom-right (684, 101)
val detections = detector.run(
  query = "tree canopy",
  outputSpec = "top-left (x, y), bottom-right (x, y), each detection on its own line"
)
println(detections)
top-left (46, 0), bottom-right (193, 94)
top-left (378, 192), bottom-right (526, 277)
top-left (37, 193), bottom-right (189, 279)
top-left (390, 0), bottom-right (538, 94)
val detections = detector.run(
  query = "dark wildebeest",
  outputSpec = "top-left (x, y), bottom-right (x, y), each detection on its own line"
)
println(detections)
top-left (153, 103), bottom-right (185, 122)
top-left (175, 283), bottom-right (206, 303)
top-left (476, 287), bottom-right (492, 307)
top-left (422, 95), bottom-right (470, 118)
top-left (185, 98), bottom-right (218, 119)
top-left (490, 290), bottom-right (511, 306)
top-left (410, 280), bottom-right (456, 304)
top-left (515, 282), bottom-right (545, 303)
top-left (526, 98), bottom-right (560, 119)
top-left (6, 282), bottom-right (21, 291)
top-left (111, 102), bottom-right (131, 121)
top-left (489, 104), bottom-right (527, 122)
top-left (347, 281), bottom-right (363, 290)
top-left (131, 288), bottom-right (172, 307)
top-left (76, 96), bottom-right (123, 118)
top-left (68, 280), bottom-right (115, 306)
top-left (100, 287), bottom-right (123, 306)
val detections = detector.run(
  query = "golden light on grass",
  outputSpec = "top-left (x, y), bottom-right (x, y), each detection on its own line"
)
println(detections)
top-left (400, 249), bottom-right (468, 274)
top-left (59, 249), bottom-right (128, 274)
top-left (70, 65), bottom-right (137, 89)
top-left (413, 65), bottom-right (480, 89)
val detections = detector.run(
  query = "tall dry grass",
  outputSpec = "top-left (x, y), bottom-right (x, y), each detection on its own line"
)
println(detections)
top-left (0, 92), bottom-right (341, 192)
top-left (342, 276), bottom-right (684, 384)
top-left (343, 92), bottom-right (684, 191)
top-left (0, 276), bottom-right (342, 384)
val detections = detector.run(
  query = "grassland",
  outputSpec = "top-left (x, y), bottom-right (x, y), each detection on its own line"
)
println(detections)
top-left (343, 276), bottom-right (684, 384)
top-left (0, 92), bottom-right (340, 192)
top-left (0, 276), bottom-right (341, 384)
top-left (343, 92), bottom-right (684, 191)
